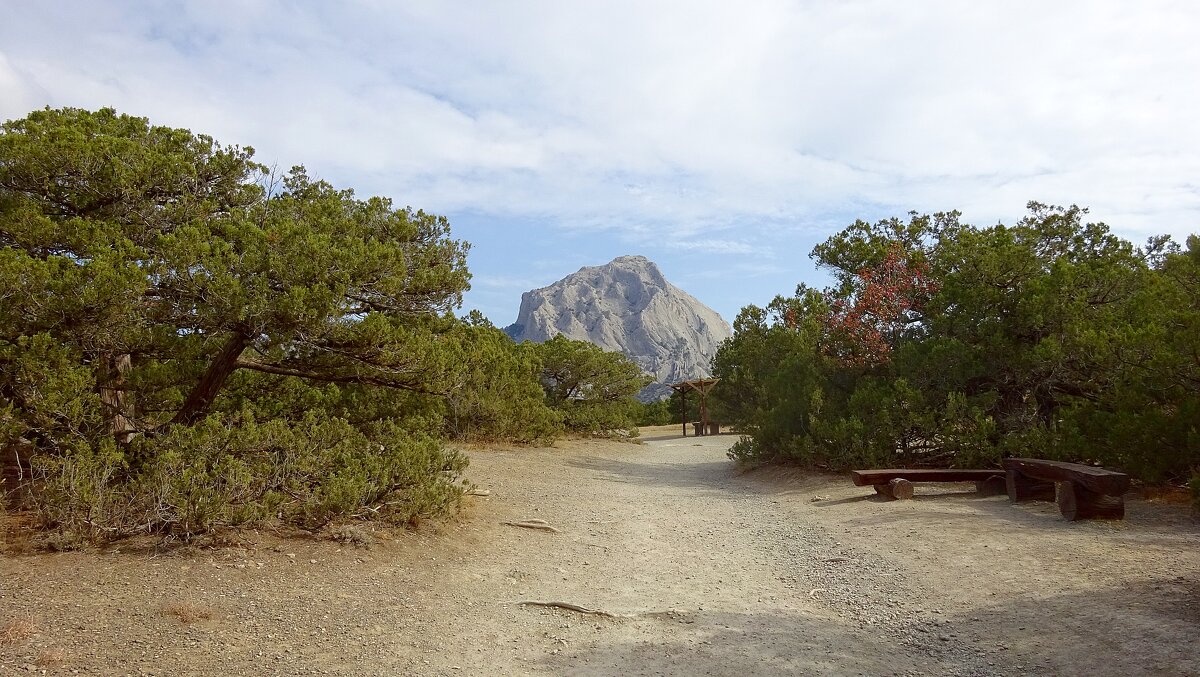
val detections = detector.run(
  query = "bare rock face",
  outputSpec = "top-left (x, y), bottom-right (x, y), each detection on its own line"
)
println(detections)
top-left (504, 255), bottom-right (732, 401)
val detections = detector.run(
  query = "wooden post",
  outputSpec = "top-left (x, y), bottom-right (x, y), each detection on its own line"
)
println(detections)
top-left (671, 379), bottom-right (720, 439)
top-left (680, 389), bottom-right (686, 437)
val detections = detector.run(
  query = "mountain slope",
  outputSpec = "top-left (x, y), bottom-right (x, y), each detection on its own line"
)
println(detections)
top-left (504, 255), bottom-right (732, 400)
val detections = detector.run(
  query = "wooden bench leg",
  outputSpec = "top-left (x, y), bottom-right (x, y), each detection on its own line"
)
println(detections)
top-left (889, 478), bottom-right (914, 500)
top-left (1006, 470), bottom-right (1055, 502)
top-left (975, 475), bottom-right (1006, 497)
top-left (874, 478), bottom-right (913, 500)
top-left (1056, 481), bottom-right (1125, 520)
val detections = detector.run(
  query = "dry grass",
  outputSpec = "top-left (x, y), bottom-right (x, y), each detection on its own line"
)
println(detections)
top-left (1138, 483), bottom-right (1195, 506)
top-left (162, 601), bottom-right (214, 624)
top-left (326, 524), bottom-right (377, 548)
top-left (0, 617), bottom-right (36, 644)
top-left (35, 647), bottom-right (67, 667)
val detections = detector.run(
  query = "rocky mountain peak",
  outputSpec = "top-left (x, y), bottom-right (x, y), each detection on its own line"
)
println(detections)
top-left (504, 255), bottom-right (732, 401)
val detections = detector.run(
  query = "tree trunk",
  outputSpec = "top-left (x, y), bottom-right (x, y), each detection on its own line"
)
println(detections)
top-left (1034, 384), bottom-right (1061, 428)
top-left (2, 438), bottom-right (34, 488)
top-left (98, 353), bottom-right (137, 443)
top-left (170, 331), bottom-right (252, 426)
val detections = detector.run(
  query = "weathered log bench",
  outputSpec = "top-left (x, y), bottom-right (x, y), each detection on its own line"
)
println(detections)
top-left (851, 469), bottom-right (1007, 500)
top-left (1002, 457), bottom-right (1130, 520)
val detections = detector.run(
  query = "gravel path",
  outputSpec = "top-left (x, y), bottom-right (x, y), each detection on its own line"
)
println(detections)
top-left (2, 428), bottom-right (1198, 675)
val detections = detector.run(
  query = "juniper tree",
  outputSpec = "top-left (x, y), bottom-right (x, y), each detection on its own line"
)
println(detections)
top-left (0, 107), bottom-right (479, 536)
top-left (532, 335), bottom-right (650, 433)
top-left (0, 107), bottom-right (470, 446)
top-left (713, 203), bottom-right (1199, 487)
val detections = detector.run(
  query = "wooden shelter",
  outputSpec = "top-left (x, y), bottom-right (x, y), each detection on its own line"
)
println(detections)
top-left (669, 378), bottom-right (719, 436)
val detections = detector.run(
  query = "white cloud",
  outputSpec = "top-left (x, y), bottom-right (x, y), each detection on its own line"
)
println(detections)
top-left (0, 52), bottom-right (40, 115)
top-left (667, 239), bottom-right (759, 255)
top-left (1, 0), bottom-right (1198, 251)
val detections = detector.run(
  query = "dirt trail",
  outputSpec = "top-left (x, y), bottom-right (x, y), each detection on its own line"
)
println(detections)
top-left (2, 428), bottom-right (1198, 676)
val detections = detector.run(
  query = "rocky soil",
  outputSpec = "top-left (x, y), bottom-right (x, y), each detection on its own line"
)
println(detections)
top-left (2, 428), bottom-right (1198, 675)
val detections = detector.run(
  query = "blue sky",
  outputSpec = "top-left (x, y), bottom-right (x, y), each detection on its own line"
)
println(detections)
top-left (2, 1), bottom-right (1198, 324)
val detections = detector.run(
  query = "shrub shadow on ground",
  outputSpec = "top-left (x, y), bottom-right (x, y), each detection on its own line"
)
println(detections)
top-left (537, 608), bottom-right (924, 676)
top-left (535, 577), bottom-right (1200, 677)
top-left (565, 456), bottom-right (743, 494)
top-left (827, 490), bottom-right (1199, 545)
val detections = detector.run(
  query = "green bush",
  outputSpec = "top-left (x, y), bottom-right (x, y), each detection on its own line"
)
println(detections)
top-left (557, 398), bottom-right (641, 435)
top-left (714, 205), bottom-right (1199, 486)
top-left (0, 107), bottom-right (521, 543)
top-left (529, 336), bottom-right (650, 435)
top-left (440, 322), bottom-right (562, 444)
top-left (635, 399), bottom-right (673, 426)
top-left (30, 412), bottom-right (467, 540)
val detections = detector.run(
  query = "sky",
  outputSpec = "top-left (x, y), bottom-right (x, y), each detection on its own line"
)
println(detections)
top-left (2, 1), bottom-right (1198, 324)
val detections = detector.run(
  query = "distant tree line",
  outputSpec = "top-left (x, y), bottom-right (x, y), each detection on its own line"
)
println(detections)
top-left (711, 204), bottom-right (1199, 504)
top-left (0, 107), bottom-right (647, 544)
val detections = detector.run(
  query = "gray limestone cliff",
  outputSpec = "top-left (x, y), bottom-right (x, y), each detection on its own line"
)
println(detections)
top-left (504, 255), bottom-right (732, 401)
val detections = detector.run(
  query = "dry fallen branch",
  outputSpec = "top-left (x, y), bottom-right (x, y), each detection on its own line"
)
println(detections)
top-left (502, 519), bottom-right (559, 533)
top-left (515, 601), bottom-right (630, 618)
top-left (466, 488), bottom-right (492, 496)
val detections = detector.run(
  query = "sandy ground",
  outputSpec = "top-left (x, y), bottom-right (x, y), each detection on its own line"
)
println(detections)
top-left (1, 427), bottom-right (1198, 676)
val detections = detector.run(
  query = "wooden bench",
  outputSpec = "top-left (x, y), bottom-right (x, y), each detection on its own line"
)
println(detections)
top-left (851, 469), bottom-right (1007, 500)
top-left (1002, 457), bottom-right (1130, 520)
